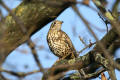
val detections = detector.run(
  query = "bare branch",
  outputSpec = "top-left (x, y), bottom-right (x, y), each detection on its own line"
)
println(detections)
top-left (27, 39), bottom-right (45, 74)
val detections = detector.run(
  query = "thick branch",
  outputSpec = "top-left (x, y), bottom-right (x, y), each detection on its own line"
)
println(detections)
top-left (42, 53), bottom-right (93, 80)
top-left (0, 0), bottom-right (71, 64)
top-left (42, 52), bottom-right (110, 80)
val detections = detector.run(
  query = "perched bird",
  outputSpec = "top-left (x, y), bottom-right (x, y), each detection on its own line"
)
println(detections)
top-left (47, 20), bottom-right (78, 59)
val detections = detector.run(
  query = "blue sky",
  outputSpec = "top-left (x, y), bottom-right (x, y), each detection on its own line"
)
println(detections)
top-left (1, 0), bottom-right (120, 80)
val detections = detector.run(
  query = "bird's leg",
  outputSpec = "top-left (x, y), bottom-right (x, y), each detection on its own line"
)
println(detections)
top-left (55, 55), bottom-right (70, 63)
top-left (62, 53), bottom-right (76, 60)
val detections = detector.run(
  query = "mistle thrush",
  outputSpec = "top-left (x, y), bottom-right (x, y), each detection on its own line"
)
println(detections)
top-left (47, 20), bottom-right (78, 59)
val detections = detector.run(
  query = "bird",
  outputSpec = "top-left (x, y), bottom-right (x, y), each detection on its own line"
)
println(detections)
top-left (47, 20), bottom-right (78, 60)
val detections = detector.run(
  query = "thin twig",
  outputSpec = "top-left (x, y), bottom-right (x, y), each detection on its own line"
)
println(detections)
top-left (27, 39), bottom-right (45, 74)
top-left (0, 67), bottom-right (46, 77)
top-left (78, 35), bottom-right (87, 46)
top-left (98, 13), bottom-right (109, 33)
top-left (78, 42), bottom-right (95, 54)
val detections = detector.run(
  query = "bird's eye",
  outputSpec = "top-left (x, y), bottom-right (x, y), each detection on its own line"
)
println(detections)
top-left (53, 22), bottom-right (56, 25)
top-left (51, 22), bottom-right (56, 28)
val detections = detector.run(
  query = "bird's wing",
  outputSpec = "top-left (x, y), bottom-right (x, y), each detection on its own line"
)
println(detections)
top-left (60, 31), bottom-right (78, 57)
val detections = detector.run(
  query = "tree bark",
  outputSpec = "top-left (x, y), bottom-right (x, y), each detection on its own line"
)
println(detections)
top-left (0, 0), bottom-right (71, 65)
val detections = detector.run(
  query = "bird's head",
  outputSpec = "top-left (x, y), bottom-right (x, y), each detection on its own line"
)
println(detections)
top-left (50, 20), bottom-right (63, 30)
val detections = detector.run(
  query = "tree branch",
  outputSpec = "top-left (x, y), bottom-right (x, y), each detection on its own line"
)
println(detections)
top-left (0, 0), bottom-right (71, 65)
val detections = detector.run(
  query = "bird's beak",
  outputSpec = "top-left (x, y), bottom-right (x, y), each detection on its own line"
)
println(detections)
top-left (61, 21), bottom-right (63, 24)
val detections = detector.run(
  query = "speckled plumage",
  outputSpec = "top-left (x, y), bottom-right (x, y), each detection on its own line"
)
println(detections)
top-left (47, 20), bottom-right (78, 59)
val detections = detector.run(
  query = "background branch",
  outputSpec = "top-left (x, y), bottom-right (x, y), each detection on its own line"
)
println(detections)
top-left (0, 0), bottom-right (71, 65)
